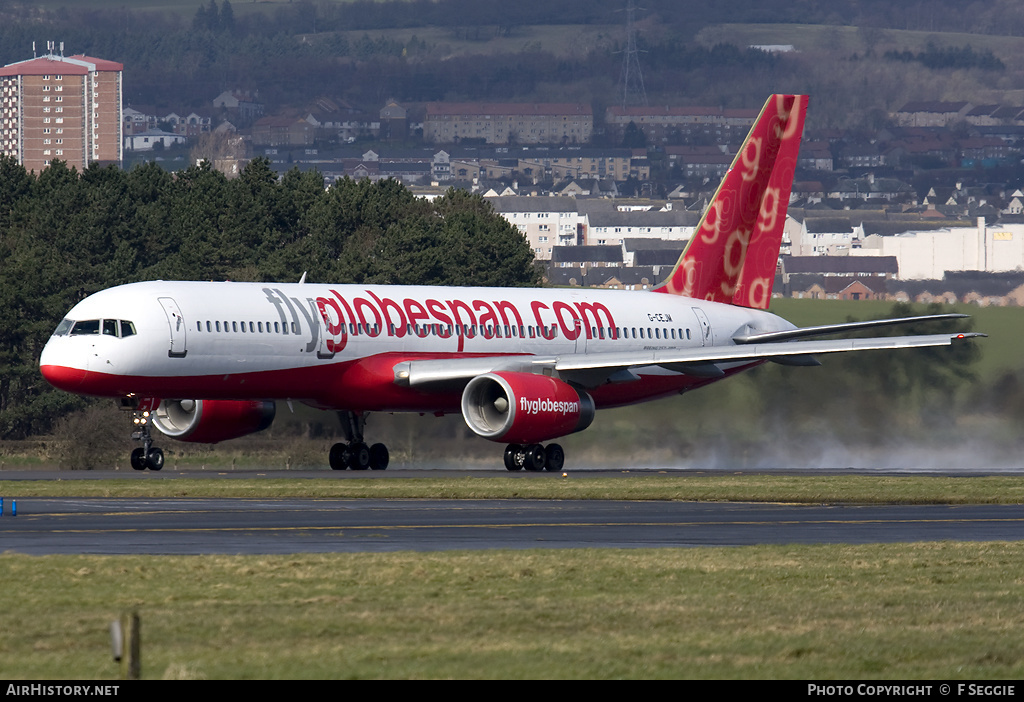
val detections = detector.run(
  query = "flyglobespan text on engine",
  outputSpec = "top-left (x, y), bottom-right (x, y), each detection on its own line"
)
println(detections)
top-left (519, 397), bottom-right (579, 416)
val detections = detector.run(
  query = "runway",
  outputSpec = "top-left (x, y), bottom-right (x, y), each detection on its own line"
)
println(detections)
top-left (2, 496), bottom-right (1023, 555)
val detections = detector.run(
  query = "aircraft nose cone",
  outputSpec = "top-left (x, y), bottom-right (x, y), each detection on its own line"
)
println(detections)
top-left (40, 362), bottom-right (88, 391)
top-left (39, 343), bottom-right (87, 391)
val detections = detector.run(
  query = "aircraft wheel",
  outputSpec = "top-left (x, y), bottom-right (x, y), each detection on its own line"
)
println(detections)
top-left (329, 442), bottom-right (349, 470)
top-left (130, 448), bottom-right (147, 471)
top-left (524, 444), bottom-right (546, 472)
top-left (146, 448), bottom-right (164, 471)
top-left (348, 442), bottom-right (371, 470)
top-left (369, 443), bottom-right (389, 470)
top-left (544, 444), bottom-right (565, 472)
top-left (504, 444), bottom-right (523, 471)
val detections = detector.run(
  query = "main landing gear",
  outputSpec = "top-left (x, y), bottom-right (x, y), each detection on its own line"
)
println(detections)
top-left (329, 410), bottom-right (389, 471)
top-left (128, 408), bottom-right (164, 471)
top-left (503, 443), bottom-right (564, 472)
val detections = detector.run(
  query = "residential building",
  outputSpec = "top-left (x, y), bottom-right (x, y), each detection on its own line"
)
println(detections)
top-left (488, 196), bottom-right (583, 259)
top-left (621, 238), bottom-right (686, 268)
top-left (379, 100), bottom-right (407, 142)
top-left (550, 245), bottom-right (622, 269)
top-left (124, 129), bottom-right (186, 152)
top-left (488, 196), bottom-right (696, 261)
top-left (578, 200), bottom-right (696, 246)
top-left (781, 255), bottom-right (898, 279)
top-left (515, 147), bottom-right (641, 182)
top-left (839, 143), bottom-right (885, 169)
top-left (797, 141), bottom-right (834, 171)
top-left (212, 90), bottom-right (262, 122)
top-left (604, 105), bottom-right (758, 144)
top-left (167, 112), bottom-right (212, 138)
top-left (958, 136), bottom-right (1011, 166)
top-left (0, 50), bottom-right (123, 172)
top-left (305, 97), bottom-right (377, 142)
top-left (122, 106), bottom-right (153, 136)
top-left (422, 103), bottom-right (592, 145)
top-left (788, 277), bottom-right (889, 301)
top-left (251, 116), bottom-right (315, 147)
top-left (790, 217), bottom-right (862, 256)
top-left (893, 101), bottom-right (973, 127)
top-left (827, 175), bottom-right (914, 202)
top-left (665, 145), bottom-right (732, 179)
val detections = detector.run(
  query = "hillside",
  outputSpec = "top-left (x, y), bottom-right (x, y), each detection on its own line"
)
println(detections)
top-left (5, 1), bottom-right (1024, 126)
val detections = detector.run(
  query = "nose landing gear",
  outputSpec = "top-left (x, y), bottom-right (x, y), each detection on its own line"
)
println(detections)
top-left (121, 397), bottom-right (164, 471)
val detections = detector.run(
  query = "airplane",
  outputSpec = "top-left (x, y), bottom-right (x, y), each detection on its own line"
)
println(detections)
top-left (38, 95), bottom-right (983, 472)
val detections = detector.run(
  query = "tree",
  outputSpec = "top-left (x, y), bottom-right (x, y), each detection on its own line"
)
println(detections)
top-left (0, 155), bottom-right (31, 232)
top-left (192, 2), bottom-right (210, 32)
top-left (430, 189), bottom-right (540, 287)
top-left (621, 121), bottom-right (647, 149)
top-left (220, 0), bottom-right (235, 32)
top-left (0, 167), bottom-right (541, 438)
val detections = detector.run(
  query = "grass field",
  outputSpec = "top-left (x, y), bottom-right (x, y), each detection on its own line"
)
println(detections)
top-left (696, 23), bottom-right (1024, 69)
top-left (769, 298), bottom-right (1023, 380)
top-left (3, 437), bottom-right (1022, 679)
top-left (2, 474), bottom-right (1024, 503)
top-left (3, 543), bottom-right (1024, 679)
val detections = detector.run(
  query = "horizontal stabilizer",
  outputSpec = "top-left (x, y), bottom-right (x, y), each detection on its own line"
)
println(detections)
top-left (733, 314), bottom-right (970, 344)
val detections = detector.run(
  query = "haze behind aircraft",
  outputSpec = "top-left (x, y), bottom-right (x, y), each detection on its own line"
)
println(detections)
top-left (39, 95), bottom-right (982, 471)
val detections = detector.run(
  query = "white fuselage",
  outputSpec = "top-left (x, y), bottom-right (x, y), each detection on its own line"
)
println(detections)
top-left (39, 280), bottom-right (796, 411)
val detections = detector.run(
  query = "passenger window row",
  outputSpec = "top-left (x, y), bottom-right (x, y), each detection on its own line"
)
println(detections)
top-left (620, 327), bottom-right (692, 341)
top-left (193, 319), bottom-right (692, 342)
top-left (198, 320), bottom-right (298, 335)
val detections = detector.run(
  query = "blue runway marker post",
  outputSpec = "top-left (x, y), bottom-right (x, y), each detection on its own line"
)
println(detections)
top-left (11, 499), bottom-right (16, 516)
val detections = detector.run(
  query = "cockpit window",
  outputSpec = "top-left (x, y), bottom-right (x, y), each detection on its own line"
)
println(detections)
top-left (63, 319), bottom-right (137, 338)
top-left (70, 320), bottom-right (101, 336)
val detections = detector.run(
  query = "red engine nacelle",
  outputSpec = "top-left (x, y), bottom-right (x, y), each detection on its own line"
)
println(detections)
top-left (151, 399), bottom-right (276, 444)
top-left (461, 372), bottom-right (595, 444)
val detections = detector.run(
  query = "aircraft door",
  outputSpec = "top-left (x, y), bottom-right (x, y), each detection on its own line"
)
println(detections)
top-left (314, 299), bottom-right (335, 360)
top-left (691, 307), bottom-right (713, 347)
top-left (158, 297), bottom-right (188, 358)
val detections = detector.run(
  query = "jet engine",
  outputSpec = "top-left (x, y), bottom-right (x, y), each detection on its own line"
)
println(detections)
top-left (461, 372), bottom-right (595, 444)
top-left (151, 399), bottom-right (276, 444)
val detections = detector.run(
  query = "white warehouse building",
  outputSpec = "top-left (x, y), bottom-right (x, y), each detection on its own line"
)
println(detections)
top-left (850, 218), bottom-right (1024, 280)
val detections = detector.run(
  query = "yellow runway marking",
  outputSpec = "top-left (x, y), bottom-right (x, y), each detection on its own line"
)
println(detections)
top-left (5, 516), bottom-right (1024, 535)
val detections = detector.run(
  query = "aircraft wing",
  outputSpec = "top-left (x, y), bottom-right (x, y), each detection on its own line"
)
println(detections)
top-left (393, 332), bottom-right (984, 389)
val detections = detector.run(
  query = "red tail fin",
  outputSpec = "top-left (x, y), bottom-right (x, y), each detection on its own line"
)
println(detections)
top-left (654, 94), bottom-right (807, 309)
